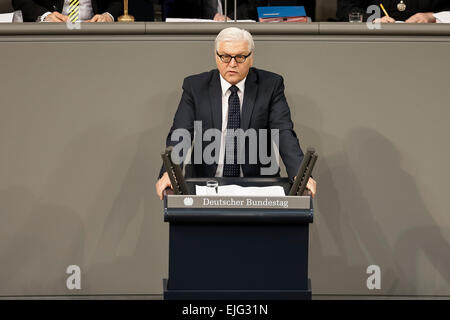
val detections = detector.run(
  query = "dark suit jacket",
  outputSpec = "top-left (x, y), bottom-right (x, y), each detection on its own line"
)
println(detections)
top-left (161, 67), bottom-right (304, 179)
top-left (12, 0), bottom-right (123, 22)
top-left (337, 0), bottom-right (450, 21)
top-left (129, 0), bottom-right (154, 21)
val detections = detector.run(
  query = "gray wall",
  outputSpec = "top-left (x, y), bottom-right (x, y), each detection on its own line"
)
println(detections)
top-left (0, 23), bottom-right (449, 297)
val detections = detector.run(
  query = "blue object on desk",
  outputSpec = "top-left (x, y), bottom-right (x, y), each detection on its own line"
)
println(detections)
top-left (257, 6), bottom-right (306, 19)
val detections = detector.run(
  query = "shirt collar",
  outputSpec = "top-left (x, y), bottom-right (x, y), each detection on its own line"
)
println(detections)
top-left (219, 74), bottom-right (246, 96)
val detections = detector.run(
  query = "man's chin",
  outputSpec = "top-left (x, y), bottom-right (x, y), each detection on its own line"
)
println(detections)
top-left (225, 74), bottom-right (241, 84)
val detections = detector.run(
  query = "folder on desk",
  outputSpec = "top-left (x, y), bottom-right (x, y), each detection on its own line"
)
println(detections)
top-left (257, 6), bottom-right (308, 23)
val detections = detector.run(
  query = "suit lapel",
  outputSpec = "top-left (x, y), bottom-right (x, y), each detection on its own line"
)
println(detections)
top-left (209, 70), bottom-right (222, 130)
top-left (241, 68), bottom-right (258, 131)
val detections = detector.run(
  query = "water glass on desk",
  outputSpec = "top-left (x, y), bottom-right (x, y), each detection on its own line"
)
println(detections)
top-left (206, 180), bottom-right (219, 195)
top-left (349, 12), bottom-right (363, 23)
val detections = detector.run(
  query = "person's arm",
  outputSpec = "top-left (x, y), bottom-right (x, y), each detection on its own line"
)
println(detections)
top-left (406, 0), bottom-right (450, 23)
top-left (268, 75), bottom-right (317, 197)
top-left (405, 12), bottom-right (436, 23)
top-left (268, 75), bottom-right (303, 180)
top-left (156, 77), bottom-right (196, 199)
top-left (161, 77), bottom-right (196, 175)
top-left (104, 0), bottom-right (124, 20)
top-left (12, 0), bottom-right (49, 21)
top-left (87, 0), bottom-right (123, 22)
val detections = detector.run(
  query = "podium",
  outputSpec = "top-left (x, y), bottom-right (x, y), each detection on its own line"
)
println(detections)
top-left (163, 177), bottom-right (313, 300)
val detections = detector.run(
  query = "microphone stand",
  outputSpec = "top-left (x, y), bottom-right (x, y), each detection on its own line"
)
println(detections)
top-left (224, 0), bottom-right (238, 22)
top-left (225, 0), bottom-right (227, 22)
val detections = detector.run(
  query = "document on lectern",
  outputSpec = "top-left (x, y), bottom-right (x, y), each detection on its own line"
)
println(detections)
top-left (196, 184), bottom-right (285, 196)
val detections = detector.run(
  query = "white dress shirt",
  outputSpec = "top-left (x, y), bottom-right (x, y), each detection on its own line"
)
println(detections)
top-left (217, 0), bottom-right (223, 15)
top-left (434, 12), bottom-right (450, 23)
top-left (215, 75), bottom-right (246, 177)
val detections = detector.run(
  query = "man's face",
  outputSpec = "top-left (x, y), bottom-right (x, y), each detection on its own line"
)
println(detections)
top-left (215, 40), bottom-right (253, 85)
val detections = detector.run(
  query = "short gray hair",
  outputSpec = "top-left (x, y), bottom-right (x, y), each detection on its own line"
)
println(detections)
top-left (215, 27), bottom-right (255, 53)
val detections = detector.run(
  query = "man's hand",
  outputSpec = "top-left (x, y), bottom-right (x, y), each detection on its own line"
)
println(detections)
top-left (406, 12), bottom-right (436, 23)
top-left (156, 172), bottom-right (173, 200)
top-left (213, 13), bottom-right (232, 21)
top-left (373, 15), bottom-right (396, 23)
top-left (293, 176), bottom-right (317, 198)
top-left (44, 12), bottom-right (69, 22)
top-left (306, 177), bottom-right (317, 198)
top-left (87, 13), bottom-right (113, 22)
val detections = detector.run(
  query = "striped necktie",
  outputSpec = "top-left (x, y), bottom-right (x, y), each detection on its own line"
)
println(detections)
top-left (68, 0), bottom-right (80, 23)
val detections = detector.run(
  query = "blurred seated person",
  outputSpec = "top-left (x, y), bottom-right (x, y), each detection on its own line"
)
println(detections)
top-left (163, 0), bottom-right (315, 21)
top-left (337, 0), bottom-right (450, 23)
top-left (12, 0), bottom-right (123, 22)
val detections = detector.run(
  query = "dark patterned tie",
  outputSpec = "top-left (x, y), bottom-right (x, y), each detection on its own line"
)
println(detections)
top-left (223, 85), bottom-right (241, 177)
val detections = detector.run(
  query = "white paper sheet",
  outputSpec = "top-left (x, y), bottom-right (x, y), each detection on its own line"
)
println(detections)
top-left (0, 13), bottom-right (14, 23)
top-left (196, 184), bottom-right (285, 196)
top-left (434, 12), bottom-right (450, 23)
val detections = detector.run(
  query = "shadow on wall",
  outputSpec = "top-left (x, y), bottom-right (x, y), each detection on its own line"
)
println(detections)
top-left (346, 128), bottom-right (450, 294)
top-left (312, 126), bottom-right (450, 295)
top-left (288, 93), bottom-right (387, 293)
top-left (85, 101), bottom-right (175, 294)
top-left (0, 186), bottom-right (84, 295)
top-left (287, 91), bottom-right (449, 295)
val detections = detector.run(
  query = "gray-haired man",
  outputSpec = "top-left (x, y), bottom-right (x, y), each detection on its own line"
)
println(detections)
top-left (156, 27), bottom-right (317, 199)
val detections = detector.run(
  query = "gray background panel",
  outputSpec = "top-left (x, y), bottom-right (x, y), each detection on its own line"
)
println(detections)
top-left (0, 30), bottom-right (449, 296)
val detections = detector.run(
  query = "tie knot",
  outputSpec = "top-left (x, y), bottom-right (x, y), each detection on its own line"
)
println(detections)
top-left (229, 85), bottom-right (238, 94)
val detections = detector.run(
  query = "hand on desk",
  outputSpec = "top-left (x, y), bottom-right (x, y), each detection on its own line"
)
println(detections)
top-left (374, 13), bottom-right (436, 24)
top-left (213, 13), bottom-right (232, 21)
top-left (156, 172), bottom-right (172, 200)
top-left (87, 13), bottom-right (113, 23)
top-left (44, 12), bottom-right (69, 22)
top-left (373, 16), bottom-right (396, 23)
top-left (298, 177), bottom-right (317, 198)
top-left (306, 177), bottom-right (317, 198)
top-left (44, 12), bottom-right (113, 23)
top-left (291, 177), bottom-right (317, 198)
top-left (405, 12), bottom-right (436, 23)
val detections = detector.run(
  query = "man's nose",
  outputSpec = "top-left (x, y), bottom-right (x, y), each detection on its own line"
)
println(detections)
top-left (229, 58), bottom-right (238, 67)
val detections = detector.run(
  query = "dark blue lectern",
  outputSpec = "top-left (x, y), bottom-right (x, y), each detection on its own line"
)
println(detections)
top-left (163, 177), bottom-right (313, 300)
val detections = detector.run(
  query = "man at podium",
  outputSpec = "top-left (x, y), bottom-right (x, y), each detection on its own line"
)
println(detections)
top-left (156, 27), bottom-right (316, 199)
